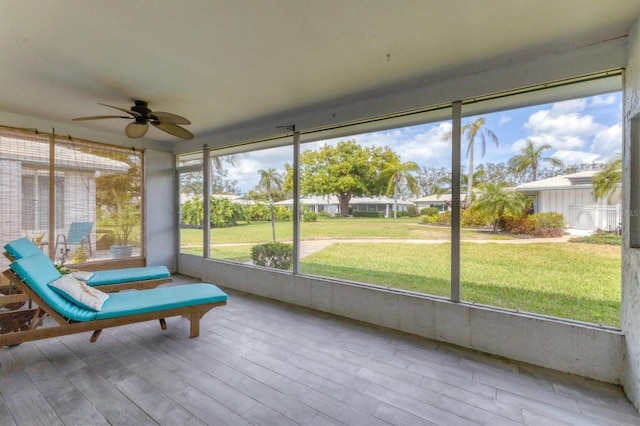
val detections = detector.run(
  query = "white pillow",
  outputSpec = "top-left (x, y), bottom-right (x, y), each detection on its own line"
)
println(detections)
top-left (49, 275), bottom-right (109, 311)
top-left (71, 270), bottom-right (94, 282)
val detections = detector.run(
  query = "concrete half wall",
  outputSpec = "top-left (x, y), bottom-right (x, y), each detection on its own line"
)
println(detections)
top-left (190, 256), bottom-right (625, 385)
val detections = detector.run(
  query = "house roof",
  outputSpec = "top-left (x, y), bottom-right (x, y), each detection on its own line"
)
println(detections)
top-left (414, 193), bottom-right (468, 203)
top-left (515, 171), bottom-right (599, 191)
top-left (0, 1), bottom-right (637, 150)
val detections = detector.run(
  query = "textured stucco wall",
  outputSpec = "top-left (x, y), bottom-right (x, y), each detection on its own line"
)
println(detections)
top-left (145, 149), bottom-right (176, 270)
top-left (622, 17), bottom-right (640, 411)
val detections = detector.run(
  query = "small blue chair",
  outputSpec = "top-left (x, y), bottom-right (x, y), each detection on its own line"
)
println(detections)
top-left (54, 222), bottom-right (93, 258)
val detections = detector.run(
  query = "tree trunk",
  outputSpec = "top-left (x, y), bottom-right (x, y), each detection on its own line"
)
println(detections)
top-left (393, 181), bottom-right (398, 219)
top-left (466, 148), bottom-right (474, 208)
top-left (338, 192), bottom-right (351, 217)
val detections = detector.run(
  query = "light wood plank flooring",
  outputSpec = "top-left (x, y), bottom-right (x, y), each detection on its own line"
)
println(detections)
top-left (1, 275), bottom-right (638, 425)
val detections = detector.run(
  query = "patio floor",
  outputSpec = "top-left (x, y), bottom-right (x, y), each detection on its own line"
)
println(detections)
top-left (0, 275), bottom-right (638, 425)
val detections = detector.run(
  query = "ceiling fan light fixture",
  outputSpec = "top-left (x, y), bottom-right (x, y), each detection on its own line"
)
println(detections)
top-left (125, 122), bottom-right (149, 138)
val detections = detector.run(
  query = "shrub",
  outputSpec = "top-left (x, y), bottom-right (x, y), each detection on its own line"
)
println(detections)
top-left (274, 206), bottom-right (293, 221)
top-left (317, 210), bottom-right (331, 218)
top-left (247, 204), bottom-right (271, 221)
top-left (407, 204), bottom-right (418, 217)
top-left (251, 242), bottom-right (293, 270)
top-left (420, 214), bottom-right (437, 224)
top-left (461, 208), bottom-right (493, 228)
top-left (500, 212), bottom-right (565, 236)
top-left (420, 207), bottom-right (439, 217)
top-left (210, 197), bottom-right (245, 228)
top-left (433, 210), bottom-right (451, 225)
top-left (303, 210), bottom-right (318, 222)
top-left (531, 212), bottom-right (565, 237)
top-left (352, 211), bottom-right (384, 218)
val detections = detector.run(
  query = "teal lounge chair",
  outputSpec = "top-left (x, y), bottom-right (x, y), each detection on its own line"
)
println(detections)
top-left (1, 252), bottom-right (227, 346)
top-left (4, 237), bottom-right (171, 292)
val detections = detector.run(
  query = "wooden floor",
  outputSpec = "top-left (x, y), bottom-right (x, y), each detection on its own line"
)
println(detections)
top-left (1, 276), bottom-right (638, 425)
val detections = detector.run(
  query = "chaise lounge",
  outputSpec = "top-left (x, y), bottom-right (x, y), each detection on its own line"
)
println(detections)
top-left (3, 237), bottom-right (172, 292)
top-left (1, 252), bottom-right (227, 346)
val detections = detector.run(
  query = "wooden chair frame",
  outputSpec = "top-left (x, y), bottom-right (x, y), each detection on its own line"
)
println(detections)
top-left (1, 269), bottom-right (226, 347)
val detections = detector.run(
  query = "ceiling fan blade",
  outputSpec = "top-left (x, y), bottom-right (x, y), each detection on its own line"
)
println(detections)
top-left (151, 111), bottom-right (191, 125)
top-left (125, 122), bottom-right (149, 138)
top-left (152, 122), bottom-right (194, 140)
top-left (72, 115), bottom-right (131, 121)
top-left (98, 103), bottom-right (141, 117)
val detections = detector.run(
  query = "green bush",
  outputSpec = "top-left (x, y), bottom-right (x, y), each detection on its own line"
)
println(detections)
top-left (274, 206), bottom-right (293, 221)
top-left (210, 197), bottom-right (245, 228)
top-left (434, 210), bottom-right (452, 225)
top-left (420, 207), bottom-right (439, 217)
top-left (407, 204), bottom-right (418, 217)
top-left (352, 211), bottom-right (384, 218)
top-left (461, 208), bottom-right (493, 228)
top-left (531, 212), bottom-right (565, 237)
top-left (420, 214), bottom-right (437, 224)
top-left (317, 210), bottom-right (331, 218)
top-left (500, 212), bottom-right (565, 236)
top-left (247, 204), bottom-right (271, 221)
top-left (251, 242), bottom-right (293, 270)
top-left (303, 210), bottom-right (318, 222)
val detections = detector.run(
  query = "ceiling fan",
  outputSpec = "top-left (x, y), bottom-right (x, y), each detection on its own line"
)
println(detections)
top-left (72, 100), bottom-right (193, 140)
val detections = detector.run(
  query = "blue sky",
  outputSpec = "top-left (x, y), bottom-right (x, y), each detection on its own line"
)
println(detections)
top-left (228, 92), bottom-right (622, 192)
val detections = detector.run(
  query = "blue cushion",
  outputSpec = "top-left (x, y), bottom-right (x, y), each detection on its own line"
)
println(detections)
top-left (88, 265), bottom-right (171, 286)
top-left (4, 237), bottom-right (46, 260)
top-left (10, 253), bottom-right (97, 322)
top-left (95, 283), bottom-right (228, 320)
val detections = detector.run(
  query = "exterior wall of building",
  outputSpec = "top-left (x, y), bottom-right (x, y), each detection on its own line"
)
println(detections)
top-left (622, 16), bottom-right (640, 411)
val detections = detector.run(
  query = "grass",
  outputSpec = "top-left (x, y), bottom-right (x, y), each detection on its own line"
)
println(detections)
top-left (569, 231), bottom-right (622, 245)
top-left (179, 218), bottom-right (622, 327)
top-left (301, 242), bottom-right (621, 327)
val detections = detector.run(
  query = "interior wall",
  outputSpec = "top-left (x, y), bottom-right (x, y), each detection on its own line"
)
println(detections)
top-left (145, 149), bottom-right (176, 271)
top-left (622, 17), bottom-right (640, 411)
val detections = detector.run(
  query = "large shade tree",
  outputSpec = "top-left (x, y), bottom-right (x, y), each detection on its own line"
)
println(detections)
top-left (508, 139), bottom-right (562, 182)
top-left (298, 140), bottom-right (396, 217)
top-left (378, 157), bottom-right (419, 218)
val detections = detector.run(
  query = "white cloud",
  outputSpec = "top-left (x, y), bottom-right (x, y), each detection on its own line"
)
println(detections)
top-left (551, 149), bottom-right (600, 166)
top-left (549, 98), bottom-right (587, 115)
top-left (591, 123), bottom-right (622, 160)
top-left (590, 94), bottom-right (616, 107)
top-left (499, 114), bottom-right (511, 125)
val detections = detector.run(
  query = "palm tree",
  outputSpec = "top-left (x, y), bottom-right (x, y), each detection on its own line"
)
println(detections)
top-left (378, 157), bottom-right (419, 218)
top-left (593, 156), bottom-right (622, 203)
top-left (462, 118), bottom-right (499, 207)
top-left (471, 182), bottom-right (529, 232)
top-left (508, 139), bottom-right (562, 182)
top-left (258, 168), bottom-right (283, 242)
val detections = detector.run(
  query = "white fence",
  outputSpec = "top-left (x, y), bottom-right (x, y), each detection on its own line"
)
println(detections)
top-left (569, 204), bottom-right (621, 231)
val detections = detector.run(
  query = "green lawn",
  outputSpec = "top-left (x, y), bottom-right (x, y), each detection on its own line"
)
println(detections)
top-left (180, 218), bottom-right (621, 327)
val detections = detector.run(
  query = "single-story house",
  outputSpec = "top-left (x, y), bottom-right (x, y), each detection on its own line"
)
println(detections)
top-left (274, 196), bottom-right (340, 216)
top-left (414, 193), bottom-right (468, 212)
top-left (349, 196), bottom-right (414, 217)
top-left (516, 171), bottom-right (622, 231)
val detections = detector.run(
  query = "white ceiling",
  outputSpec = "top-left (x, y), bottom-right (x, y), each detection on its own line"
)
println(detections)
top-left (1, 0), bottom-right (638, 146)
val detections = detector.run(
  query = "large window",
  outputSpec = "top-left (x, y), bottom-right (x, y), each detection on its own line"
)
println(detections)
top-left (179, 75), bottom-right (623, 327)
top-left (0, 127), bottom-right (144, 273)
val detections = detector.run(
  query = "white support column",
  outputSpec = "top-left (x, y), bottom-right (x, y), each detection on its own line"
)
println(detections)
top-left (451, 102), bottom-right (462, 302)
